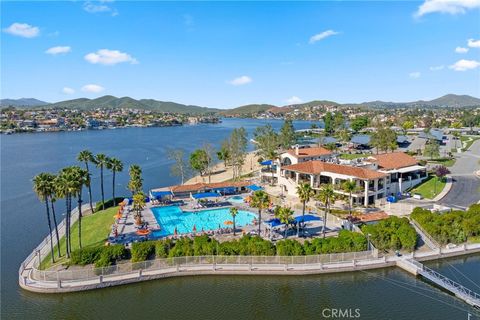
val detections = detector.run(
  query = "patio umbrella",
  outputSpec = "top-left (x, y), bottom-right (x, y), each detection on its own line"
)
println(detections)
top-left (174, 227), bottom-right (178, 236)
top-left (193, 224), bottom-right (197, 233)
top-left (224, 220), bottom-right (233, 226)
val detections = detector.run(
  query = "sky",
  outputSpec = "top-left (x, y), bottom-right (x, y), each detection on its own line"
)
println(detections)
top-left (1, 1), bottom-right (480, 108)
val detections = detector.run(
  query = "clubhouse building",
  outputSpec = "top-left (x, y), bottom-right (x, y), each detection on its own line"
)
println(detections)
top-left (264, 146), bottom-right (427, 206)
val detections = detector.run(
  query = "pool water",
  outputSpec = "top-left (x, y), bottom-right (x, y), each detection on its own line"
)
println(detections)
top-left (151, 206), bottom-right (257, 237)
top-left (227, 195), bottom-right (245, 203)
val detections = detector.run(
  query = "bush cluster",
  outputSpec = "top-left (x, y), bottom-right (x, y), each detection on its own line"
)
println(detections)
top-left (70, 245), bottom-right (127, 267)
top-left (362, 216), bottom-right (417, 252)
top-left (95, 197), bottom-right (126, 212)
top-left (131, 242), bottom-right (156, 262)
top-left (411, 205), bottom-right (480, 244)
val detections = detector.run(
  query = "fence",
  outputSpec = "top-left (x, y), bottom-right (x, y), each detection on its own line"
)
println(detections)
top-left (29, 250), bottom-right (376, 282)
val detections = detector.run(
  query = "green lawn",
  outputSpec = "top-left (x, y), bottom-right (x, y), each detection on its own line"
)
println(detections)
top-left (40, 206), bottom-right (118, 270)
top-left (428, 158), bottom-right (456, 167)
top-left (338, 153), bottom-right (369, 160)
top-left (410, 175), bottom-right (446, 200)
top-left (460, 136), bottom-right (480, 151)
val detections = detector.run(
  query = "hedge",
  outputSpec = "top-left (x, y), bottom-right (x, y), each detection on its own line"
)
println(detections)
top-left (95, 197), bottom-right (126, 212)
top-left (362, 216), bottom-right (417, 251)
top-left (70, 245), bottom-right (127, 267)
top-left (131, 242), bottom-right (156, 262)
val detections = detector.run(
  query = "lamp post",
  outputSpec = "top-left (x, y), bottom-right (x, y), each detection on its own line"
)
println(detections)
top-left (367, 233), bottom-right (372, 251)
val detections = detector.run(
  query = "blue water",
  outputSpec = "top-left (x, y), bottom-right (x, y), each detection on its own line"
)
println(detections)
top-left (151, 206), bottom-right (257, 236)
top-left (227, 195), bottom-right (245, 203)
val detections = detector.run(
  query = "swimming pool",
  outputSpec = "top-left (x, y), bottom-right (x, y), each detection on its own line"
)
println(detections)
top-left (227, 195), bottom-right (245, 203)
top-left (151, 206), bottom-right (257, 237)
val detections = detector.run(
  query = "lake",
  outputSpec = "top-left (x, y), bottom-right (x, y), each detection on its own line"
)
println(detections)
top-left (1, 118), bottom-right (479, 319)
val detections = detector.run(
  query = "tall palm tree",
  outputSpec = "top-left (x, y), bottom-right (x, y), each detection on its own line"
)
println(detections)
top-left (128, 164), bottom-right (143, 196)
top-left (107, 157), bottom-right (123, 206)
top-left (55, 167), bottom-right (77, 257)
top-left (71, 167), bottom-right (89, 249)
top-left (274, 206), bottom-right (294, 239)
top-left (316, 184), bottom-right (337, 238)
top-left (77, 150), bottom-right (95, 213)
top-left (296, 183), bottom-right (314, 236)
top-left (230, 207), bottom-right (238, 236)
top-left (45, 173), bottom-right (61, 257)
top-left (94, 154), bottom-right (109, 211)
top-left (250, 190), bottom-right (271, 236)
top-left (133, 192), bottom-right (146, 225)
top-left (342, 180), bottom-right (358, 218)
top-left (33, 173), bottom-right (56, 264)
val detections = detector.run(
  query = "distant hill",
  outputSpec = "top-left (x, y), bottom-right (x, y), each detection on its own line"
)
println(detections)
top-left (0, 98), bottom-right (49, 107)
top-left (44, 95), bottom-right (220, 114)
top-left (357, 94), bottom-right (480, 108)
top-left (221, 104), bottom-right (277, 115)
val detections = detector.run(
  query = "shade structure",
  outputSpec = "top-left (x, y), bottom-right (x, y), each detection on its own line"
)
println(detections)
top-left (264, 218), bottom-right (283, 227)
top-left (150, 190), bottom-right (173, 199)
top-left (260, 160), bottom-right (272, 166)
top-left (294, 214), bottom-right (321, 223)
top-left (247, 185), bottom-right (263, 191)
top-left (192, 192), bottom-right (220, 199)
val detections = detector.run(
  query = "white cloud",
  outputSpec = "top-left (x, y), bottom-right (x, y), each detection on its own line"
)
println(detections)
top-left (83, 1), bottom-right (118, 16)
top-left (309, 30), bottom-right (339, 44)
top-left (81, 84), bottom-right (105, 93)
top-left (62, 87), bottom-right (75, 95)
top-left (449, 59), bottom-right (480, 71)
top-left (228, 76), bottom-right (252, 86)
top-left (455, 46), bottom-right (469, 53)
top-left (286, 96), bottom-right (303, 104)
top-left (409, 72), bottom-right (421, 78)
top-left (45, 46), bottom-right (71, 55)
top-left (3, 22), bottom-right (39, 38)
top-left (468, 38), bottom-right (480, 48)
top-left (84, 49), bottom-right (138, 65)
top-left (415, 0), bottom-right (480, 17)
top-left (429, 65), bottom-right (445, 71)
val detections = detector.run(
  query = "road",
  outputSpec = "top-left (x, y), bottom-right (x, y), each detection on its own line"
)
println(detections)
top-left (438, 138), bottom-right (480, 209)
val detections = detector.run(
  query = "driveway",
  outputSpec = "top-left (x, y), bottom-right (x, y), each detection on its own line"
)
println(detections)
top-left (438, 139), bottom-right (480, 208)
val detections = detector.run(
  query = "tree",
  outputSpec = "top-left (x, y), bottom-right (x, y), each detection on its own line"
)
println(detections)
top-left (47, 174), bottom-right (61, 257)
top-left (189, 149), bottom-right (209, 178)
top-left (217, 141), bottom-right (231, 169)
top-left (350, 116), bottom-right (369, 132)
top-left (333, 112), bottom-right (345, 133)
top-left (77, 150), bottom-right (95, 213)
top-left (434, 165), bottom-right (450, 194)
top-left (424, 139), bottom-right (440, 160)
top-left (254, 125), bottom-right (279, 185)
top-left (133, 192), bottom-right (146, 225)
top-left (323, 112), bottom-right (334, 135)
top-left (275, 206), bottom-right (294, 239)
top-left (342, 180), bottom-right (358, 217)
top-left (401, 120), bottom-right (414, 135)
top-left (33, 173), bottom-right (56, 263)
top-left (230, 207), bottom-right (238, 236)
top-left (316, 184), bottom-right (337, 238)
top-left (55, 167), bottom-right (78, 257)
top-left (128, 164), bottom-right (143, 195)
top-left (94, 154), bottom-right (109, 211)
top-left (71, 166), bottom-right (89, 249)
top-left (228, 128), bottom-right (248, 180)
top-left (279, 119), bottom-right (296, 149)
top-left (250, 190), bottom-right (271, 236)
top-left (296, 183), bottom-right (313, 236)
top-left (106, 157), bottom-right (123, 207)
top-left (370, 126), bottom-right (397, 153)
top-left (168, 149), bottom-right (189, 184)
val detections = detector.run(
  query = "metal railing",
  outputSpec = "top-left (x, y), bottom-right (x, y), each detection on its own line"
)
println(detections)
top-left (29, 250), bottom-right (376, 282)
top-left (409, 218), bottom-right (441, 249)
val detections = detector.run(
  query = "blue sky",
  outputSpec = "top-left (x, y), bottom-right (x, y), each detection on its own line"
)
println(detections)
top-left (2, 1), bottom-right (480, 108)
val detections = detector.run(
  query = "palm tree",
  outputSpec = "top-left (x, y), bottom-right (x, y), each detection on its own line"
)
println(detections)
top-left (133, 192), bottom-right (146, 225)
top-left (72, 167), bottom-right (89, 249)
top-left (230, 207), bottom-right (238, 236)
top-left (296, 183), bottom-right (314, 236)
top-left (250, 190), bottom-right (271, 236)
top-left (106, 157), bottom-right (123, 206)
top-left (33, 173), bottom-right (56, 264)
top-left (94, 154), bottom-right (109, 211)
top-left (77, 150), bottom-right (95, 213)
top-left (55, 167), bottom-right (78, 257)
top-left (274, 206), bottom-right (294, 239)
top-left (316, 184), bottom-right (337, 238)
top-left (342, 180), bottom-right (358, 218)
top-left (45, 173), bottom-right (61, 257)
top-left (128, 164), bottom-right (143, 196)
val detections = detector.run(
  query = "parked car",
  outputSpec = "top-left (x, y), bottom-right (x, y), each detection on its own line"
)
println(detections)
top-left (413, 193), bottom-right (423, 200)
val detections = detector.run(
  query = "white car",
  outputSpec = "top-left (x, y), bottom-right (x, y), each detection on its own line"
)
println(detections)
top-left (413, 193), bottom-right (423, 200)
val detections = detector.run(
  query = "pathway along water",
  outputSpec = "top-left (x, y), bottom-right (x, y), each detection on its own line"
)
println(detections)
top-left (2, 118), bottom-right (479, 319)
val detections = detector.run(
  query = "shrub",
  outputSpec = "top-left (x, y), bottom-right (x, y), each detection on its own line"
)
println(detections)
top-left (362, 216), bottom-right (417, 251)
top-left (131, 241), bottom-right (156, 262)
top-left (276, 239), bottom-right (304, 256)
top-left (70, 245), bottom-right (127, 267)
top-left (155, 239), bottom-right (174, 258)
top-left (95, 197), bottom-right (125, 212)
top-left (168, 237), bottom-right (194, 257)
top-left (193, 235), bottom-right (218, 256)
top-left (70, 247), bottom-right (102, 265)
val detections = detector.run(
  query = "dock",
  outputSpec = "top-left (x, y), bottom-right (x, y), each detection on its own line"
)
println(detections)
top-left (397, 258), bottom-right (480, 309)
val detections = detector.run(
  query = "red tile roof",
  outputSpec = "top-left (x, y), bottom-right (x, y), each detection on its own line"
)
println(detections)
top-left (287, 147), bottom-right (332, 158)
top-left (368, 152), bottom-right (418, 170)
top-left (281, 161), bottom-right (386, 180)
